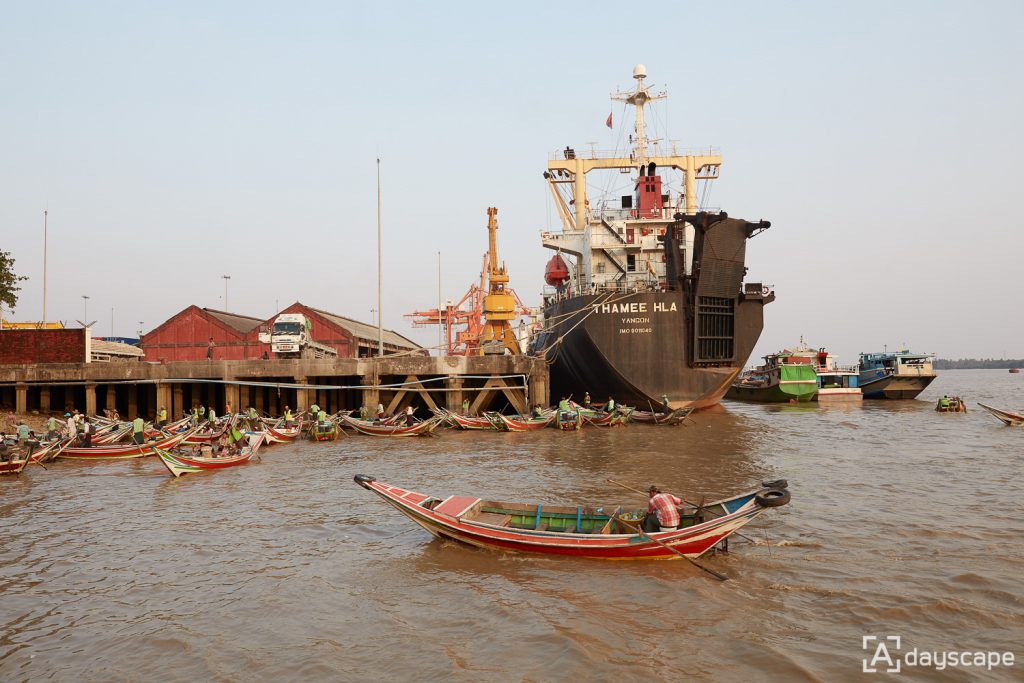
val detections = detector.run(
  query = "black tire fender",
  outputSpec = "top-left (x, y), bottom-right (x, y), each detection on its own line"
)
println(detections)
top-left (755, 488), bottom-right (791, 507)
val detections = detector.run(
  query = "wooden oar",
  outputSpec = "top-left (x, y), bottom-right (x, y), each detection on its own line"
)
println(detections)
top-left (614, 515), bottom-right (728, 581)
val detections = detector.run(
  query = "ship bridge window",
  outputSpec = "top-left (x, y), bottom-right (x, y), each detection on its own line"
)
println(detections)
top-left (627, 255), bottom-right (636, 272)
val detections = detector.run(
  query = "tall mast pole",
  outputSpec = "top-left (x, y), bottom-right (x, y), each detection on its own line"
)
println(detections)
top-left (437, 251), bottom-right (442, 356)
top-left (376, 158), bottom-right (383, 357)
top-left (43, 209), bottom-right (48, 323)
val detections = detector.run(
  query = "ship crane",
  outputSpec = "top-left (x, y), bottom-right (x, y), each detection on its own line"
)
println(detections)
top-left (478, 207), bottom-right (521, 355)
top-left (405, 220), bottom-right (532, 355)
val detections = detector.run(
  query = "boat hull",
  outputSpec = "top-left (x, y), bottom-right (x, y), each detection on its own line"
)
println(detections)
top-left (539, 289), bottom-right (767, 409)
top-left (865, 375), bottom-right (936, 400)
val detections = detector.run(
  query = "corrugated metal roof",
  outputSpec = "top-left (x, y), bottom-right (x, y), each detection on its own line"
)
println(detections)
top-left (90, 338), bottom-right (144, 357)
top-left (305, 305), bottom-right (421, 350)
top-left (203, 308), bottom-right (265, 334)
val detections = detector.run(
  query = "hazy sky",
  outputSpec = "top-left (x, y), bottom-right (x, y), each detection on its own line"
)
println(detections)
top-left (2, 1), bottom-right (1021, 361)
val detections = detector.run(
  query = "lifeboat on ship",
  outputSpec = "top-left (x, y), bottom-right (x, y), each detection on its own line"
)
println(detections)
top-left (545, 254), bottom-right (570, 286)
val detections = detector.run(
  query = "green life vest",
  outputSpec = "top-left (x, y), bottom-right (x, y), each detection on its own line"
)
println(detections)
top-left (132, 417), bottom-right (144, 433)
top-left (160, 409), bottom-right (167, 421)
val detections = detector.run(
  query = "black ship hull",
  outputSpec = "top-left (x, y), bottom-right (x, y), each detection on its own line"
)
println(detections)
top-left (540, 289), bottom-right (769, 409)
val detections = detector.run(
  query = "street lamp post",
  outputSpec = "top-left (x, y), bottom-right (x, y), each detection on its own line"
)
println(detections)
top-left (376, 158), bottom-right (383, 357)
top-left (138, 321), bottom-right (144, 338)
top-left (82, 295), bottom-right (89, 325)
top-left (222, 275), bottom-right (231, 311)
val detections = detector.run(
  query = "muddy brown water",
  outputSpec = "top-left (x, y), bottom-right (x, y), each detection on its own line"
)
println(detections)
top-left (1, 370), bottom-right (1022, 681)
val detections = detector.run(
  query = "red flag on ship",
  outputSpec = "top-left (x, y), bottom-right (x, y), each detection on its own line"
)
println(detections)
top-left (606, 112), bottom-right (613, 129)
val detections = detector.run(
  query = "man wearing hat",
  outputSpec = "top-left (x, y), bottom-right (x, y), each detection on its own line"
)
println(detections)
top-left (645, 485), bottom-right (687, 532)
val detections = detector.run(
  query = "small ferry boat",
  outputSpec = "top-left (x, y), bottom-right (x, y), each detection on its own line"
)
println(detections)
top-left (726, 349), bottom-right (818, 403)
top-left (858, 350), bottom-right (937, 399)
top-left (935, 396), bottom-right (967, 413)
top-left (977, 403), bottom-right (1024, 426)
top-left (354, 475), bottom-right (790, 561)
top-left (1009, 368), bottom-right (1020, 374)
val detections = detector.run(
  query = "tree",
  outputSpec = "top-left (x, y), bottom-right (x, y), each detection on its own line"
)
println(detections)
top-left (0, 250), bottom-right (29, 312)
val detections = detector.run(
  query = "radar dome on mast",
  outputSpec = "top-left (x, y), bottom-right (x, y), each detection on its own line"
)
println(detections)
top-left (632, 64), bottom-right (647, 80)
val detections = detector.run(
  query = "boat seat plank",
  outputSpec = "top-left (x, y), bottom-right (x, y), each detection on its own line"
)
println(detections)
top-left (399, 491), bottom-right (429, 505)
top-left (473, 512), bottom-right (512, 527)
top-left (434, 495), bottom-right (483, 518)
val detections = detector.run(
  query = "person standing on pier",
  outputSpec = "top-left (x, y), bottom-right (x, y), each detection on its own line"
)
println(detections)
top-left (132, 416), bottom-right (145, 445)
top-left (207, 338), bottom-right (215, 361)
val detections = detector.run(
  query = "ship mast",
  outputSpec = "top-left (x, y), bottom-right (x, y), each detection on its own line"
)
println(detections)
top-left (611, 64), bottom-right (666, 168)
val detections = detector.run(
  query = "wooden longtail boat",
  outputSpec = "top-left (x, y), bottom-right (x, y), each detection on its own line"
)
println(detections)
top-left (183, 417), bottom-right (234, 445)
top-left (341, 415), bottom-right (441, 437)
top-left (628, 407), bottom-right (694, 425)
top-left (30, 438), bottom-right (73, 464)
top-left (0, 448), bottom-right (33, 475)
top-left (557, 410), bottom-right (582, 431)
top-left (93, 424), bottom-right (134, 444)
top-left (57, 428), bottom-right (196, 460)
top-left (581, 407), bottom-right (633, 427)
top-left (265, 424), bottom-right (302, 443)
top-left (354, 475), bottom-right (790, 560)
top-left (312, 422), bottom-right (340, 441)
top-left (977, 403), bottom-right (1024, 426)
top-left (495, 413), bottom-right (554, 432)
top-left (155, 433), bottom-right (266, 477)
top-left (447, 411), bottom-right (501, 430)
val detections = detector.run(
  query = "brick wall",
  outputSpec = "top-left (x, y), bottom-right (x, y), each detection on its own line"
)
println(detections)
top-left (0, 329), bottom-right (87, 364)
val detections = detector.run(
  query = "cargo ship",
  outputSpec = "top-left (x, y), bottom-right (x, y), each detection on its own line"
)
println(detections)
top-left (528, 66), bottom-right (774, 409)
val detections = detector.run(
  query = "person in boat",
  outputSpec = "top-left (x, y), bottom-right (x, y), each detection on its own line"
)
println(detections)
top-left (111, 408), bottom-right (120, 422)
top-left (405, 406), bottom-right (416, 427)
top-left (225, 401), bottom-right (232, 416)
top-left (359, 405), bottom-right (368, 419)
top-left (247, 406), bottom-right (259, 429)
top-left (46, 415), bottom-right (59, 441)
top-left (661, 394), bottom-right (671, 413)
top-left (227, 424), bottom-right (247, 452)
top-left (158, 406), bottom-right (168, 428)
top-left (79, 418), bottom-right (93, 448)
top-left (939, 395), bottom-right (950, 410)
top-left (558, 397), bottom-right (570, 412)
top-left (310, 402), bottom-right (320, 421)
top-left (645, 485), bottom-right (687, 533)
top-left (198, 405), bottom-right (206, 421)
top-left (17, 421), bottom-right (30, 444)
top-left (64, 412), bottom-right (75, 439)
top-left (533, 404), bottom-right (544, 418)
top-left (207, 407), bottom-right (217, 426)
top-left (376, 403), bottom-right (385, 420)
top-left (605, 397), bottom-right (616, 413)
top-left (583, 392), bottom-right (591, 408)
top-left (461, 398), bottom-right (470, 415)
top-left (132, 416), bottom-right (145, 445)
top-left (283, 406), bottom-right (294, 429)
top-left (317, 409), bottom-right (328, 425)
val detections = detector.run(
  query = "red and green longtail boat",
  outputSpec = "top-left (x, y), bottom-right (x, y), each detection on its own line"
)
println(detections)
top-left (354, 475), bottom-right (790, 560)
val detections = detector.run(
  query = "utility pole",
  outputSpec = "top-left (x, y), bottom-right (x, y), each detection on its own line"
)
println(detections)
top-left (82, 295), bottom-right (89, 323)
top-left (111, 307), bottom-right (114, 338)
top-left (376, 157), bottom-right (383, 357)
top-left (222, 275), bottom-right (231, 311)
top-left (138, 321), bottom-right (144, 338)
top-left (42, 210), bottom-right (48, 323)
top-left (437, 251), bottom-right (442, 355)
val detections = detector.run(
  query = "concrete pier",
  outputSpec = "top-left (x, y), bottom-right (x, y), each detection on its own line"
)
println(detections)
top-left (0, 356), bottom-right (549, 419)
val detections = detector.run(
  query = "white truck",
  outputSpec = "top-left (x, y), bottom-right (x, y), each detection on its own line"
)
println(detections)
top-left (261, 313), bottom-right (338, 359)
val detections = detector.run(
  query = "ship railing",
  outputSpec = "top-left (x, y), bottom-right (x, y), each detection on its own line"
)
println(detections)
top-left (549, 146), bottom-right (722, 162)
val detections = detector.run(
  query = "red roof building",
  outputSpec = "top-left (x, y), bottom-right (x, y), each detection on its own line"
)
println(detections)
top-left (141, 306), bottom-right (265, 362)
top-left (142, 303), bottom-right (422, 362)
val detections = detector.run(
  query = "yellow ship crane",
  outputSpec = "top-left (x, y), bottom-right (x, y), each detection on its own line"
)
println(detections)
top-left (478, 207), bottom-right (521, 355)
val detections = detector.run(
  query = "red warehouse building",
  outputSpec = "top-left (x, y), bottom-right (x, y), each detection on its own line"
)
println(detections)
top-left (141, 307), bottom-right (265, 362)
